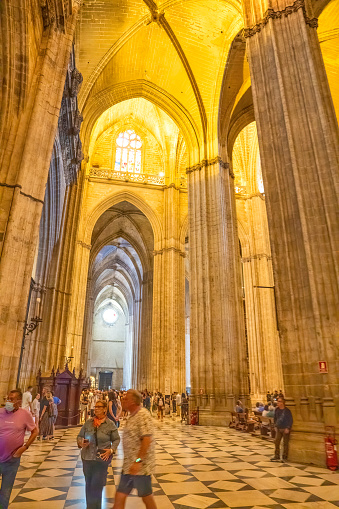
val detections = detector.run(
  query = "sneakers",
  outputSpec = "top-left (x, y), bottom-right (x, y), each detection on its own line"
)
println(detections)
top-left (270, 456), bottom-right (280, 462)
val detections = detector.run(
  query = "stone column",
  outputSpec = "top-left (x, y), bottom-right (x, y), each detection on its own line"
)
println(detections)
top-left (188, 157), bottom-right (250, 424)
top-left (243, 0), bottom-right (339, 464)
top-left (151, 186), bottom-right (186, 394)
top-left (0, 4), bottom-right (80, 395)
top-left (240, 194), bottom-right (283, 401)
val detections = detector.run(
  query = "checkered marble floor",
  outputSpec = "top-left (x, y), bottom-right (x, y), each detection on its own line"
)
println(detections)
top-left (7, 418), bottom-right (339, 508)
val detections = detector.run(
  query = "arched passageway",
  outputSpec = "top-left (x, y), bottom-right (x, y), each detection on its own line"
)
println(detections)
top-left (83, 201), bottom-right (154, 390)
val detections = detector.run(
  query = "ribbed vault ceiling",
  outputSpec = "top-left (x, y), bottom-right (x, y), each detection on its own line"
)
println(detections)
top-left (90, 201), bottom-right (154, 313)
top-left (76, 0), bottom-right (243, 147)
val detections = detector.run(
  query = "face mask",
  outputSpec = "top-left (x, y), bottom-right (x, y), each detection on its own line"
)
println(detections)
top-left (5, 402), bottom-right (14, 412)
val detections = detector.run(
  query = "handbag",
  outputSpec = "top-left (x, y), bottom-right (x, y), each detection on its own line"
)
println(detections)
top-left (94, 427), bottom-right (113, 463)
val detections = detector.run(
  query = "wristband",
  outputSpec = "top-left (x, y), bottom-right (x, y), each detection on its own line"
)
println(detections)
top-left (135, 457), bottom-right (142, 463)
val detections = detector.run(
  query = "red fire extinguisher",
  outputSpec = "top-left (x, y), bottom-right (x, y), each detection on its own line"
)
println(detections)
top-left (325, 426), bottom-right (338, 471)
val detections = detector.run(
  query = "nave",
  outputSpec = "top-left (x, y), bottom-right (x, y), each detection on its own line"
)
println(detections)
top-left (8, 421), bottom-right (339, 509)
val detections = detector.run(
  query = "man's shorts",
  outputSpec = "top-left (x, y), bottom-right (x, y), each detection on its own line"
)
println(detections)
top-left (117, 473), bottom-right (153, 497)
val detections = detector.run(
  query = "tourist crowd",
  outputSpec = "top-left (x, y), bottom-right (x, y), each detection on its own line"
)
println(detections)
top-left (0, 385), bottom-right (292, 509)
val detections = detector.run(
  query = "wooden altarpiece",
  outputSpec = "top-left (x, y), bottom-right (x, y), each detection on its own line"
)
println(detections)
top-left (36, 364), bottom-right (89, 426)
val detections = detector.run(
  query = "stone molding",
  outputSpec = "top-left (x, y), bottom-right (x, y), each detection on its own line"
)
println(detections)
top-left (236, 192), bottom-right (265, 201)
top-left (243, 0), bottom-right (318, 38)
top-left (163, 182), bottom-right (187, 191)
top-left (186, 156), bottom-right (234, 178)
top-left (40, 0), bottom-right (73, 30)
top-left (0, 182), bottom-right (44, 205)
top-left (77, 240), bottom-right (91, 250)
top-left (242, 253), bottom-right (272, 263)
top-left (153, 247), bottom-right (186, 257)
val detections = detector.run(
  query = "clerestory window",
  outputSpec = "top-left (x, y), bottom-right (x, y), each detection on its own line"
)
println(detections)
top-left (114, 129), bottom-right (142, 173)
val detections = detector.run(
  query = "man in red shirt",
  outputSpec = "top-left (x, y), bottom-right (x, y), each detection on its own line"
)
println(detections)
top-left (0, 389), bottom-right (38, 508)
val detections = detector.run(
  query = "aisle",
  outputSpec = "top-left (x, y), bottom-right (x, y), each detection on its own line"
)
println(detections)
top-left (8, 419), bottom-right (339, 508)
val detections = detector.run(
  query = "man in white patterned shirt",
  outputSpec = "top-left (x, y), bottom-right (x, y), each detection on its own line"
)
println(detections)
top-left (113, 389), bottom-right (157, 509)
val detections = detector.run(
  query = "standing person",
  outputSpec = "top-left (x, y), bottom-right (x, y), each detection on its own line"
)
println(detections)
top-left (77, 399), bottom-right (119, 509)
top-left (107, 392), bottom-right (121, 428)
top-left (271, 397), bottom-right (293, 462)
top-left (89, 391), bottom-right (97, 417)
top-left (113, 390), bottom-right (157, 509)
top-left (172, 393), bottom-right (176, 414)
top-left (22, 386), bottom-right (33, 414)
top-left (156, 393), bottom-right (164, 422)
top-left (32, 393), bottom-right (40, 424)
top-left (80, 389), bottom-right (89, 423)
top-left (39, 391), bottom-right (54, 440)
top-left (144, 392), bottom-right (151, 412)
top-left (0, 389), bottom-right (38, 509)
top-left (51, 391), bottom-right (61, 437)
top-left (181, 393), bottom-right (188, 422)
top-left (176, 392), bottom-right (181, 416)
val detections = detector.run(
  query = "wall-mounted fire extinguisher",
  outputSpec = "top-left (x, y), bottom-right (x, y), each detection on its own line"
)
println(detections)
top-left (325, 426), bottom-right (338, 471)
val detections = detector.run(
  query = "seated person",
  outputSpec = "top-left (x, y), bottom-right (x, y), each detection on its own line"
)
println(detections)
top-left (262, 404), bottom-right (270, 417)
top-left (266, 402), bottom-right (276, 418)
top-left (258, 402), bottom-right (265, 412)
top-left (235, 400), bottom-right (243, 413)
top-left (253, 402), bottom-right (262, 413)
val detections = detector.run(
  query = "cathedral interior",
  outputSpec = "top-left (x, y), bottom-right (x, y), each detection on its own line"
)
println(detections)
top-left (0, 0), bottom-right (338, 472)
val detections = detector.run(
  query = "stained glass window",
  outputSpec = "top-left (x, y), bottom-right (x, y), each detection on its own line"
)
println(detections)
top-left (115, 130), bottom-right (142, 173)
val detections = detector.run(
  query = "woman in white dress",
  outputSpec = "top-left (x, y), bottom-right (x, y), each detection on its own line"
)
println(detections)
top-left (32, 393), bottom-right (40, 424)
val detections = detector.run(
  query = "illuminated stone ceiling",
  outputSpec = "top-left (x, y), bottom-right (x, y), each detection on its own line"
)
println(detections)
top-left (76, 0), bottom-right (244, 154)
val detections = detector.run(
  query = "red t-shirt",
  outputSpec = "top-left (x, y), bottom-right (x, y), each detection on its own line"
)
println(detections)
top-left (0, 408), bottom-right (35, 462)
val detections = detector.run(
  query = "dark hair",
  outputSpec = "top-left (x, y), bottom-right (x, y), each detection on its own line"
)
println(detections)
top-left (27, 386), bottom-right (33, 390)
top-left (9, 389), bottom-right (22, 400)
top-left (264, 405), bottom-right (269, 411)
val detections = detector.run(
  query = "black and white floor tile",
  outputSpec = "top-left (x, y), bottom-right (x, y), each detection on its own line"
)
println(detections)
top-left (7, 419), bottom-right (339, 508)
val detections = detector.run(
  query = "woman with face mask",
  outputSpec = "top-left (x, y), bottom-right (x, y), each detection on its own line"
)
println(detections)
top-left (77, 399), bottom-right (120, 509)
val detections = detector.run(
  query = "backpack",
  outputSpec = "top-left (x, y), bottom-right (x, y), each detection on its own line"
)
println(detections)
top-left (48, 401), bottom-right (57, 417)
top-left (158, 397), bottom-right (164, 407)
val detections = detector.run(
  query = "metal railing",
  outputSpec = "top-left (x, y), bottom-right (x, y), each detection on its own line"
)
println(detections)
top-left (89, 167), bottom-right (166, 186)
top-left (89, 167), bottom-right (188, 189)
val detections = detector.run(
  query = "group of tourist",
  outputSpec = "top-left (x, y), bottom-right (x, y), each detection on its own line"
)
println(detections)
top-left (234, 391), bottom-right (293, 464)
top-left (80, 389), bottom-right (123, 427)
top-left (15, 385), bottom-right (61, 441)
top-left (0, 385), bottom-right (293, 509)
top-left (77, 389), bottom-right (157, 509)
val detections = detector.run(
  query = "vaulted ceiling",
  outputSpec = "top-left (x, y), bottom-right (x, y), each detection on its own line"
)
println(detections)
top-left (76, 0), bottom-right (244, 153)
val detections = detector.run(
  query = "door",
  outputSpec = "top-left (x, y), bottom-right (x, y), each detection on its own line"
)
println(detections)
top-left (99, 371), bottom-right (113, 390)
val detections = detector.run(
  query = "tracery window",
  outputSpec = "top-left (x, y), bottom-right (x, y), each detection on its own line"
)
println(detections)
top-left (114, 130), bottom-right (142, 173)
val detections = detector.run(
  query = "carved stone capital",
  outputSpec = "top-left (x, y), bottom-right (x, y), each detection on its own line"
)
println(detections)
top-left (186, 156), bottom-right (231, 175)
top-left (153, 247), bottom-right (186, 257)
top-left (243, 0), bottom-right (318, 38)
top-left (77, 240), bottom-right (92, 250)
